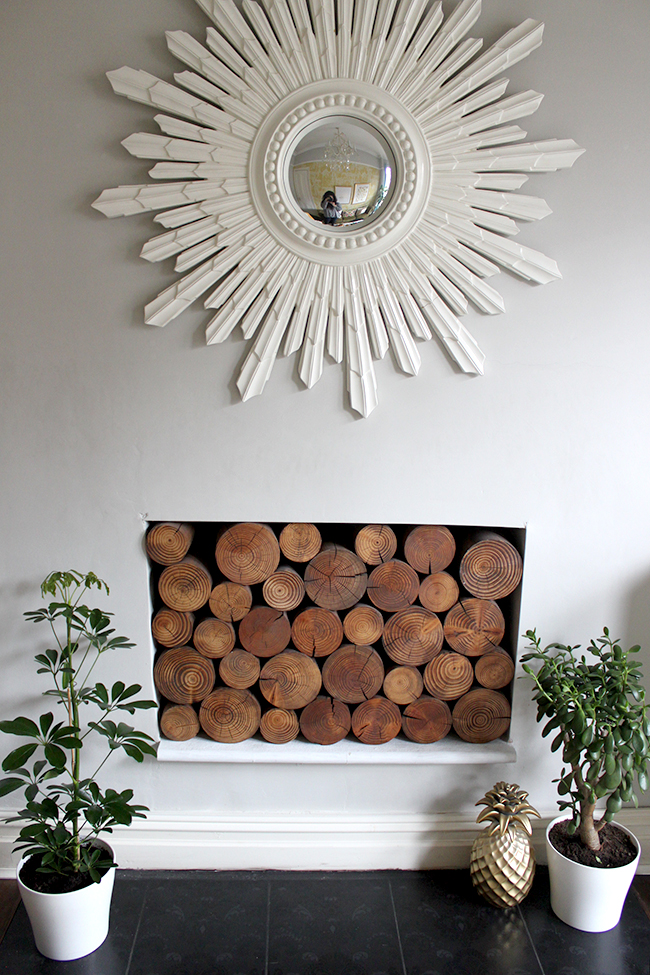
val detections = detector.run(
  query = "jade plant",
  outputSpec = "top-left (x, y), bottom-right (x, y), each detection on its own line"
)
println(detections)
top-left (0, 571), bottom-right (157, 888)
top-left (521, 627), bottom-right (650, 851)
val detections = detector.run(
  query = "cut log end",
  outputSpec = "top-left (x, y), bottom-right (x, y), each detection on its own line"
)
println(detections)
top-left (444, 598), bottom-right (506, 656)
top-left (423, 651), bottom-right (475, 701)
top-left (404, 525), bottom-right (456, 574)
top-left (146, 522), bottom-right (194, 565)
top-left (216, 522), bottom-right (280, 585)
top-left (160, 703), bottom-right (200, 741)
top-left (151, 608), bottom-right (194, 648)
top-left (452, 688), bottom-right (511, 743)
top-left (153, 647), bottom-right (215, 704)
top-left (199, 687), bottom-right (261, 743)
top-left (322, 644), bottom-right (385, 704)
top-left (351, 697), bottom-right (401, 744)
top-left (402, 696), bottom-right (452, 743)
top-left (459, 533), bottom-right (523, 600)
top-left (158, 557), bottom-right (212, 612)
top-left (300, 696), bottom-right (352, 745)
top-left (260, 708), bottom-right (300, 744)
top-left (279, 523), bottom-right (322, 562)
top-left (354, 524), bottom-right (397, 565)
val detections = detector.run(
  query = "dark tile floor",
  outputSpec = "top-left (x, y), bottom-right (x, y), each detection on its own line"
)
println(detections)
top-left (0, 868), bottom-right (648, 975)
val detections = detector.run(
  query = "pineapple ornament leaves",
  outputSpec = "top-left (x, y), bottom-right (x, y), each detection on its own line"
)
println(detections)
top-left (470, 782), bottom-right (540, 909)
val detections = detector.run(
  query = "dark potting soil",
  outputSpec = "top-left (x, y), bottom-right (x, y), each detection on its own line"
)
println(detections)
top-left (19, 854), bottom-right (109, 895)
top-left (549, 820), bottom-right (638, 868)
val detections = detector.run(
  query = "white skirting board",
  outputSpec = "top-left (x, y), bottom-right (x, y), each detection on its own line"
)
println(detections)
top-left (1, 808), bottom-right (649, 876)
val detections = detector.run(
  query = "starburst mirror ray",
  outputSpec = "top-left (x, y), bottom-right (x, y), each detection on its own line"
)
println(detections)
top-left (93, 0), bottom-right (584, 416)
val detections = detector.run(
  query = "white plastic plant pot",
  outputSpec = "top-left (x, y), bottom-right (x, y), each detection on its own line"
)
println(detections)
top-left (546, 815), bottom-right (640, 932)
top-left (17, 842), bottom-right (116, 961)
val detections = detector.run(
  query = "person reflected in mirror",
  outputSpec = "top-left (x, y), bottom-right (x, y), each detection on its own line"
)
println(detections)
top-left (321, 190), bottom-right (342, 225)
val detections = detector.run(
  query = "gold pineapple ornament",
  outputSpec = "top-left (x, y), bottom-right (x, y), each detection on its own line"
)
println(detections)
top-left (470, 782), bottom-right (540, 908)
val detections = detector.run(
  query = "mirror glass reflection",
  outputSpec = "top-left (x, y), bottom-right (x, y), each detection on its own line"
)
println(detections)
top-left (288, 116), bottom-right (395, 229)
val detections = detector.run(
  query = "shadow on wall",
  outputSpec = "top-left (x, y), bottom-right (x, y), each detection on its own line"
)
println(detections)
top-left (625, 569), bottom-right (650, 697)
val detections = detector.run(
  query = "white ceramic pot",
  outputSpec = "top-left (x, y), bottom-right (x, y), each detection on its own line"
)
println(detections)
top-left (17, 842), bottom-right (116, 960)
top-left (545, 815), bottom-right (640, 932)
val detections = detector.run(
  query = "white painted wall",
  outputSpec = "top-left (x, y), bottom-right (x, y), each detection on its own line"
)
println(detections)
top-left (2, 0), bottom-right (650, 870)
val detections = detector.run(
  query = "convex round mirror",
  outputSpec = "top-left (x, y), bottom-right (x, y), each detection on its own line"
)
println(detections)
top-left (288, 116), bottom-right (395, 230)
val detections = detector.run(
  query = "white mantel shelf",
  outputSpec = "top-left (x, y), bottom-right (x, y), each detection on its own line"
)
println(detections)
top-left (157, 736), bottom-right (516, 765)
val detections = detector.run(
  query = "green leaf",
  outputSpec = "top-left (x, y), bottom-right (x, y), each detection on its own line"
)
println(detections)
top-left (2, 743), bottom-right (38, 772)
top-left (0, 717), bottom-right (39, 738)
top-left (0, 777), bottom-right (27, 797)
top-left (638, 770), bottom-right (649, 791)
top-left (43, 744), bottom-right (67, 769)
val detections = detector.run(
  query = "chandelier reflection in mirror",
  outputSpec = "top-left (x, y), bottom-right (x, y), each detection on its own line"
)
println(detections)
top-left (93, 0), bottom-right (584, 417)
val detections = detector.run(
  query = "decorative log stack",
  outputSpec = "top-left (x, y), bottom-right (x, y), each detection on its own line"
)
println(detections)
top-left (147, 521), bottom-right (523, 747)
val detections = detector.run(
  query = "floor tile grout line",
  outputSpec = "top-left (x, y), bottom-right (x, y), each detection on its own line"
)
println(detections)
top-left (517, 904), bottom-right (546, 975)
top-left (388, 880), bottom-right (408, 975)
top-left (124, 890), bottom-right (147, 975)
top-left (264, 880), bottom-right (271, 975)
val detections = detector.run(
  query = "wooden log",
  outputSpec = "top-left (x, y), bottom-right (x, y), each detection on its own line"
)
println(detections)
top-left (262, 566), bottom-right (306, 611)
top-left (404, 525), bottom-right (456, 574)
top-left (279, 523), bottom-right (322, 562)
top-left (291, 607), bottom-right (343, 657)
top-left (444, 598), bottom-right (505, 656)
top-left (259, 650), bottom-right (322, 710)
top-left (215, 522), bottom-right (280, 585)
top-left (199, 686), bottom-right (261, 742)
top-left (343, 603), bottom-right (384, 646)
top-left (452, 688), bottom-right (511, 743)
top-left (158, 556), bottom-right (212, 612)
top-left (238, 605), bottom-right (291, 657)
top-left (367, 559), bottom-right (420, 612)
top-left (208, 581), bottom-right (252, 623)
top-left (351, 697), bottom-right (401, 744)
top-left (260, 708), bottom-right (300, 744)
top-left (219, 648), bottom-right (261, 689)
top-left (304, 544), bottom-right (368, 610)
top-left (153, 647), bottom-right (214, 704)
top-left (354, 524), bottom-right (397, 565)
top-left (383, 665), bottom-right (423, 705)
top-left (382, 607), bottom-right (443, 666)
top-left (423, 651), bottom-right (474, 701)
top-left (474, 648), bottom-right (515, 689)
top-left (300, 696), bottom-right (351, 745)
top-left (418, 572), bottom-right (459, 613)
top-left (321, 644), bottom-right (384, 704)
top-left (193, 617), bottom-right (235, 659)
top-left (160, 703), bottom-right (200, 741)
top-left (459, 532), bottom-right (523, 600)
top-left (402, 696), bottom-right (452, 743)
top-left (151, 608), bottom-right (194, 648)
top-left (146, 522), bottom-right (194, 565)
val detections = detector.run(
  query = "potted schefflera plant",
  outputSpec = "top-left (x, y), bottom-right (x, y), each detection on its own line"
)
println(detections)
top-left (0, 571), bottom-right (157, 961)
top-left (521, 627), bottom-right (649, 932)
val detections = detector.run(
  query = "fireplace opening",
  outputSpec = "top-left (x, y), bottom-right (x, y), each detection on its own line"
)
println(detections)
top-left (146, 521), bottom-right (525, 755)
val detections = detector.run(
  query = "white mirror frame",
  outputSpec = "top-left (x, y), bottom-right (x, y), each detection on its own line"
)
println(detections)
top-left (93, 0), bottom-right (584, 417)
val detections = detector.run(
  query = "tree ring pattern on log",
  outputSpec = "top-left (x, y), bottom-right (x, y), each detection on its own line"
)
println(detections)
top-left (418, 572), bottom-right (459, 613)
top-left (259, 650), bottom-right (322, 710)
top-left (444, 599), bottom-right (505, 656)
top-left (402, 696), bottom-right (452, 743)
top-left (404, 525), bottom-right (456, 574)
top-left (321, 644), bottom-right (384, 704)
top-left (382, 607), bottom-right (443, 666)
top-left (216, 523), bottom-right (280, 585)
top-left (304, 545), bottom-right (368, 610)
top-left (260, 708), bottom-right (300, 744)
top-left (452, 689), bottom-right (511, 743)
top-left (300, 696), bottom-right (351, 745)
top-left (158, 557), bottom-right (212, 612)
top-left (367, 560), bottom-right (419, 612)
top-left (159, 704), bottom-right (200, 742)
top-left (153, 647), bottom-right (215, 704)
top-left (343, 604), bottom-right (384, 647)
top-left (279, 523), bottom-right (322, 563)
top-left (354, 524), bottom-right (397, 565)
top-left (351, 697), bottom-right (401, 744)
top-left (151, 608), bottom-right (194, 648)
top-left (474, 648), bottom-right (515, 689)
top-left (262, 568), bottom-right (306, 611)
top-left (146, 522), bottom-right (194, 565)
top-left (238, 606), bottom-right (291, 657)
top-left (383, 666), bottom-right (423, 705)
top-left (209, 582), bottom-right (252, 622)
top-left (199, 687), bottom-right (261, 743)
top-left (219, 648), bottom-right (261, 689)
top-left (291, 607), bottom-right (343, 657)
top-left (193, 617), bottom-right (236, 658)
top-left (459, 536), bottom-right (523, 600)
top-left (423, 652), bottom-right (474, 701)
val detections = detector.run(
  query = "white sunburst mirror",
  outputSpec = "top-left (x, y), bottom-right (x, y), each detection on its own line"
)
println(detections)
top-left (93, 0), bottom-right (584, 417)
